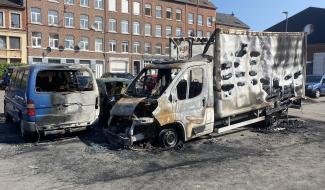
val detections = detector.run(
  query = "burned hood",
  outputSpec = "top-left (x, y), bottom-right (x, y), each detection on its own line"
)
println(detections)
top-left (110, 97), bottom-right (146, 116)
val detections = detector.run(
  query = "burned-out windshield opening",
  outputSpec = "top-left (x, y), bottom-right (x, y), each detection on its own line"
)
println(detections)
top-left (36, 69), bottom-right (94, 92)
top-left (126, 68), bottom-right (180, 98)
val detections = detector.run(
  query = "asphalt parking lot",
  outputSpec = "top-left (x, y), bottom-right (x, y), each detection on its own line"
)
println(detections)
top-left (0, 91), bottom-right (324, 190)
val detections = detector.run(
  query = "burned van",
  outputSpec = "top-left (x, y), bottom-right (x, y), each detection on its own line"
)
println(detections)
top-left (4, 64), bottom-right (99, 141)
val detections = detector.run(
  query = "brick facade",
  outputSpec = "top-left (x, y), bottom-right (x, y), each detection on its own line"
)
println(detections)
top-left (26, 0), bottom-right (216, 77)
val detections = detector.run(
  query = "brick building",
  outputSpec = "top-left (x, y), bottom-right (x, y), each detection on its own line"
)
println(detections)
top-left (26, 0), bottom-right (216, 78)
top-left (266, 7), bottom-right (325, 75)
top-left (0, 0), bottom-right (27, 64)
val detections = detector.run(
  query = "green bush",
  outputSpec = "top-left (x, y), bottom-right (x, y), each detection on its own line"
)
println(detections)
top-left (0, 62), bottom-right (25, 78)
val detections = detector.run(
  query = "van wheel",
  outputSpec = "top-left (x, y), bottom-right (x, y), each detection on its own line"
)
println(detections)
top-left (159, 128), bottom-right (179, 148)
top-left (20, 119), bottom-right (37, 143)
top-left (315, 90), bottom-right (321, 98)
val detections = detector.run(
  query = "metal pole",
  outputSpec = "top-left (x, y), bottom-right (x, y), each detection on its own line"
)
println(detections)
top-left (282, 11), bottom-right (288, 32)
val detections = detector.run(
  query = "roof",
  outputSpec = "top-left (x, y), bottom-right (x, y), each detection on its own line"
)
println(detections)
top-left (166, 0), bottom-right (216, 9)
top-left (216, 13), bottom-right (250, 29)
top-left (265, 7), bottom-right (325, 44)
top-left (0, 0), bottom-right (24, 9)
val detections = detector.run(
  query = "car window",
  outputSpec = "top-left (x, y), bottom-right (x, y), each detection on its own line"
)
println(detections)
top-left (14, 71), bottom-right (24, 89)
top-left (10, 70), bottom-right (18, 88)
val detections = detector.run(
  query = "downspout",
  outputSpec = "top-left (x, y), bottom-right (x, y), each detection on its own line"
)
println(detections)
top-left (25, 0), bottom-right (29, 64)
top-left (103, 0), bottom-right (107, 72)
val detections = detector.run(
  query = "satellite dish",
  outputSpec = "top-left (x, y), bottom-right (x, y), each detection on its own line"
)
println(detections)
top-left (304, 24), bottom-right (314, 35)
top-left (46, 47), bottom-right (52, 53)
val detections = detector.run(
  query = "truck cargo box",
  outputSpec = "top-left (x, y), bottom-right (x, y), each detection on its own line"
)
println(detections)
top-left (213, 29), bottom-right (306, 118)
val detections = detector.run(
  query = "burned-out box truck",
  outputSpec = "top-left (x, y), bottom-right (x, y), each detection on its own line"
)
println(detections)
top-left (104, 29), bottom-right (306, 148)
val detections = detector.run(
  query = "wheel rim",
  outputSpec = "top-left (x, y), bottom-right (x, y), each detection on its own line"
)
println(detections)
top-left (316, 90), bottom-right (320, 97)
top-left (163, 130), bottom-right (177, 147)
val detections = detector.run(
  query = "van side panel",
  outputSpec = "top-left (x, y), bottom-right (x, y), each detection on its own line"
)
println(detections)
top-left (214, 30), bottom-right (306, 118)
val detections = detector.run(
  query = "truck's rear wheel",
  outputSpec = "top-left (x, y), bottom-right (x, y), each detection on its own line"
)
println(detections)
top-left (159, 128), bottom-right (179, 148)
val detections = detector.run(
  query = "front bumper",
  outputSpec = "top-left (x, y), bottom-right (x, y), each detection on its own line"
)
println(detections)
top-left (104, 117), bottom-right (154, 146)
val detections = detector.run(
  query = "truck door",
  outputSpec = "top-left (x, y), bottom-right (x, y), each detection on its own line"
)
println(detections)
top-left (174, 66), bottom-right (208, 139)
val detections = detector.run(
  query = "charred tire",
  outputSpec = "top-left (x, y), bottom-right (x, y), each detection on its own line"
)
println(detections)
top-left (20, 119), bottom-right (37, 143)
top-left (159, 128), bottom-right (179, 148)
top-left (265, 113), bottom-right (280, 128)
top-left (315, 90), bottom-right (321, 99)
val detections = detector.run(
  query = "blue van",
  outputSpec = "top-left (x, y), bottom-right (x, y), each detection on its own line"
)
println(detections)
top-left (4, 64), bottom-right (99, 141)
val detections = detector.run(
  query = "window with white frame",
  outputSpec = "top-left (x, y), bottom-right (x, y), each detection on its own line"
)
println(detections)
top-left (166, 26), bottom-right (172, 37)
top-left (48, 10), bottom-right (58, 26)
top-left (64, 12), bottom-right (74, 27)
top-left (155, 43), bottom-right (162, 55)
top-left (188, 13), bottom-right (194, 24)
top-left (207, 16), bottom-right (212, 27)
top-left (121, 20), bottom-right (129, 34)
top-left (32, 32), bottom-right (42, 47)
top-left (95, 0), bottom-right (103, 9)
top-left (145, 23), bottom-right (151, 36)
top-left (108, 19), bottom-right (116, 32)
top-left (109, 0), bottom-right (116, 11)
top-left (133, 22), bottom-right (140, 35)
top-left (94, 16), bottom-right (103, 31)
top-left (49, 34), bottom-right (59, 49)
top-left (155, 25), bottom-right (161, 37)
top-left (176, 9), bottom-right (182, 21)
top-left (64, 35), bottom-right (74, 50)
top-left (188, 29), bottom-right (194, 37)
top-left (133, 2), bottom-right (140, 15)
top-left (31, 8), bottom-right (41, 23)
top-left (65, 0), bottom-right (74, 5)
top-left (166, 8), bottom-right (172, 19)
top-left (80, 15), bottom-right (89, 29)
top-left (121, 41), bottom-right (129, 53)
top-left (198, 15), bottom-right (203, 25)
top-left (121, 0), bottom-right (129, 13)
top-left (11, 13), bottom-right (21, 28)
top-left (0, 12), bottom-right (3, 27)
top-left (95, 38), bottom-right (103, 52)
top-left (79, 37), bottom-right (89, 50)
top-left (109, 40), bottom-right (116, 52)
top-left (165, 42), bottom-right (170, 55)
top-left (156, 6), bottom-right (162, 18)
top-left (80, 0), bottom-right (89, 7)
top-left (144, 43), bottom-right (151, 54)
top-left (133, 42), bottom-right (140, 53)
top-left (176, 27), bottom-right (182, 37)
top-left (145, 4), bottom-right (151, 16)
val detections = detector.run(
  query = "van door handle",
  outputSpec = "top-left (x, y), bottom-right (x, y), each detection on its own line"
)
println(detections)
top-left (202, 98), bottom-right (206, 107)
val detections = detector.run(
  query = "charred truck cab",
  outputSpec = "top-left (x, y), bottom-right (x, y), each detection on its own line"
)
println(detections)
top-left (104, 29), bottom-right (307, 148)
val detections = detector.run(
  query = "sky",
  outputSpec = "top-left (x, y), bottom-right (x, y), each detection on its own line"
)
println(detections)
top-left (213, 0), bottom-right (325, 31)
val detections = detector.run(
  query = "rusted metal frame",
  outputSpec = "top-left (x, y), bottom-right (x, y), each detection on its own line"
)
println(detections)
top-left (217, 115), bottom-right (266, 133)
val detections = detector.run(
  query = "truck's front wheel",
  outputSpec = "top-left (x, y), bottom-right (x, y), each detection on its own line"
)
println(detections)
top-left (159, 128), bottom-right (179, 148)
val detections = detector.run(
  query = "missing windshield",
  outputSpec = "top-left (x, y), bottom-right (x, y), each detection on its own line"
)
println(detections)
top-left (36, 69), bottom-right (94, 92)
top-left (127, 68), bottom-right (180, 98)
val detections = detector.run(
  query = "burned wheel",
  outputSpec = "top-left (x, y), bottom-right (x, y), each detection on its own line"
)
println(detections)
top-left (159, 128), bottom-right (179, 148)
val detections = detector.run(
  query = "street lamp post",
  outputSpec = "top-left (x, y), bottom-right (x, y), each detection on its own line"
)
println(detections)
top-left (282, 11), bottom-right (289, 32)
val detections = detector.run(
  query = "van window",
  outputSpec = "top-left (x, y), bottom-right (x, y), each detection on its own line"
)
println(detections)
top-left (177, 72), bottom-right (188, 100)
top-left (189, 68), bottom-right (203, 99)
top-left (20, 70), bottom-right (29, 90)
top-left (14, 71), bottom-right (23, 88)
top-left (10, 70), bottom-right (18, 88)
top-left (36, 69), bottom-right (94, 92)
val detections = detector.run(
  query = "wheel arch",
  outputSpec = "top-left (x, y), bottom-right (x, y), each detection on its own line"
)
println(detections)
top-left (162, 121), bottom-right (187, 142)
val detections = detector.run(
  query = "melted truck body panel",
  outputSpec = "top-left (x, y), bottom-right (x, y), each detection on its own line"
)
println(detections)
top-left (214, 30), bottom-right (305, 118)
